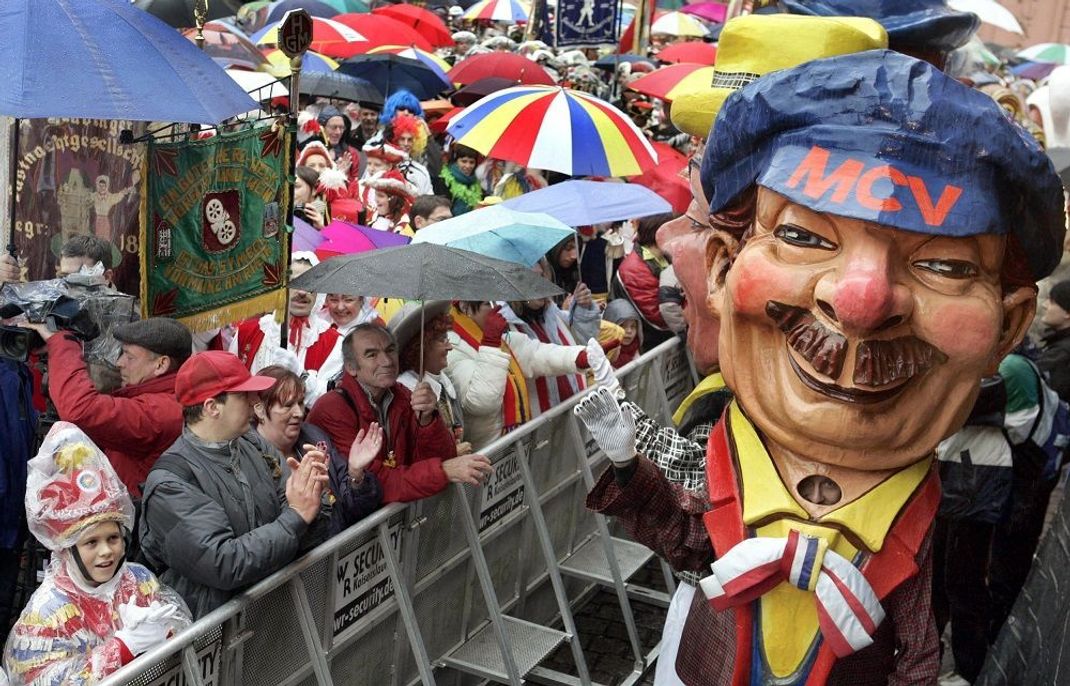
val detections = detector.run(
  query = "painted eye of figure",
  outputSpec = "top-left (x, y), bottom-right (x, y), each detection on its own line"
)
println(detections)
top-left (913, 259), bottom-right (979, 279)
top-left (774, 224), bottom-right (836, 250)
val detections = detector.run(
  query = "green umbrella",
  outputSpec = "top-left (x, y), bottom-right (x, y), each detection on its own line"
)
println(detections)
top-left (1017, 43), bottom-right (1070, 65)
top-left (321, 0), bottom-right (370, 12)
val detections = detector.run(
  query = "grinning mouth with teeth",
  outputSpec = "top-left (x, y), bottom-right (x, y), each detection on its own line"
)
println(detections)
top-left (765, 301), bottom-right (947, 400)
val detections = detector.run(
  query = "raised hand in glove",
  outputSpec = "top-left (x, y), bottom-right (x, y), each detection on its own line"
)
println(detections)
top-left (114, 601), bottom-right (179, 656)
top-left (585, 338), bottom-right (622, 399)
top-left (481, 307), bottom-right (509, 348)
top-left (574, 387), bottom-right (637, 467)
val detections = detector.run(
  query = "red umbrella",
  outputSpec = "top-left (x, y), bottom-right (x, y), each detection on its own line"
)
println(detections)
top-left (627, 63), bottom-right (710, 100)
top-left (372, 4), bottom-right (453, 47)
top-left (334, 13), bottom-right (434, 52)
top-left (657, 41), bottom-right (717, 65)
top-left (629, 142), bottom-right (689, 213)
top-left (430, 105), bottom-right (464, 134)
top-left (448, 53), bottom-right (555, 86)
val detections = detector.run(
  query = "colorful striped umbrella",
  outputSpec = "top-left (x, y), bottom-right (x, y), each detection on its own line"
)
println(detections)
top-left (650, 11), bottom-right (709, 37)
top-left (627, 63), bottom-right (711, 100)
top-left (263, 48), bottom-right (339, 76)
top-left (251, 17), bottom-right (366, 58)
top-left (447, 86), bottom-right (658, 177)
top-left (463, 0), bottom-right (530, 23)
top-left (368, 45), bottom-right (451, 77)
top-left (1017, 43), bottom-right (1070, 64)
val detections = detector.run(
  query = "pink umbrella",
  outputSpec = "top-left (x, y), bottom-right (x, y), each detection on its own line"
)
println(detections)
top-left (314, 220), bottom-right (410, 260)
top-left (680, 2), bottom-right (727, 24)
top-left (292, 217), bottom-right (325, 253)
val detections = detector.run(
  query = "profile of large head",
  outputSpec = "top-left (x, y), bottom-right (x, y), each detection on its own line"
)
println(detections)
top-left (701, 50), bottom-right (1066, 470)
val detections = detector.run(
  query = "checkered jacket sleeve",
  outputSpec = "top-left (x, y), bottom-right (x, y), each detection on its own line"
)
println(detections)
top-left (586, 456), bottom-right (714, 574)
top-left (625, 401), bottom-right (709, 492)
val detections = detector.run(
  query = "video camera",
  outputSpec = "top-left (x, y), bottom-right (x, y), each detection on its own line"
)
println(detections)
top-left (0, 276), bottom-right (137, 363)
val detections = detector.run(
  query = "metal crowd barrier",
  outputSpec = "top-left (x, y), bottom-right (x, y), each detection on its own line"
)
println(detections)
top-left (98, 337), bottom-right (696, 686)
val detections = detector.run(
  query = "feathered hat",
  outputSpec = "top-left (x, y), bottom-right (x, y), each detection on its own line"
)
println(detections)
top-left (365, 169), bottom-right (417, 202)
top-left (297, 140), bottom-right (333, 169)
top-left (26, 422), bottom-right (134, 552)
top-left (363, 141), bottom-right (408, 164)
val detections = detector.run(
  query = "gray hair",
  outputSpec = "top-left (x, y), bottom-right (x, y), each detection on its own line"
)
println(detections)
top-left (341, 323), bottom-right (396, 370)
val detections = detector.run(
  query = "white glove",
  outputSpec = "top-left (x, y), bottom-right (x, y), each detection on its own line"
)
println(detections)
top-left (574, 387), bottom-right (637, 467)
top-left (585, 338), bottom-right (622, 398)
top-left (114, 601), bottom-right (178, 656)
top-left (269, 345), bottom-right (302, 375)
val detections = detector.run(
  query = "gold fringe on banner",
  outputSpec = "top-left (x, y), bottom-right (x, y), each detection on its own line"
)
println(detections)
top-left (139, 155), bottom-right (151, 321)
top-left (176, 287), bottom-right (288, 334)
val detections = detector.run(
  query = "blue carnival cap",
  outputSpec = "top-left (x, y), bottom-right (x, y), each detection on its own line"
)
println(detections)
top-left (781, 0), bottom-right (979, 53)
top-left (702, 49), bottom-right (1066, 280)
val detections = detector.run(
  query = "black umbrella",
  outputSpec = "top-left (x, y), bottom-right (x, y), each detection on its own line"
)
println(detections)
top-left (290, 243), bottom-right (563, 301)
top-left (292, 244), bottom-right (563, 376)
top-left (450, 77), bottom-right (518, 107)
top-left (133, 0), bottom-right (242, 28)
top-left (300, 71), bottom-right (383, 106)
top-left (338, 54), bottom-right (451, 101)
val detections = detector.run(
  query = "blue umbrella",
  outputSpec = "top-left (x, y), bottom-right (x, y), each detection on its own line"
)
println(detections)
top-left (501, 180), bottom-right (672, 227)
top-left (411, 206), bottom-right (574, 267)
top-left (0, 0), bottom-right (258, 123)
top-left (593, 54), bottom-right (655, 71)
top-left (338, 54), bottom-right (451, 100)
top-left (267, 0), bottom-right (340, 23)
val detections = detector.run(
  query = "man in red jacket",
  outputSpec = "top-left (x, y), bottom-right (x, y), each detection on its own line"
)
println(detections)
top-left (308, 323), bottom-right (492, 503)
top-left (29, 318), bottom-right (190, 497)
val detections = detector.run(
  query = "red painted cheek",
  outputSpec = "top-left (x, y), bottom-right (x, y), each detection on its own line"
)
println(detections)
top-left (923, 300), bottom-right (1001, 359)
top-left (729, 252), bottom-right (810, 317)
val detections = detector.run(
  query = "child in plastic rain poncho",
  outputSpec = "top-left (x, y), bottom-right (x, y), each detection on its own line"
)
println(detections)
top-left (2, 422), bottom-right (191, 685)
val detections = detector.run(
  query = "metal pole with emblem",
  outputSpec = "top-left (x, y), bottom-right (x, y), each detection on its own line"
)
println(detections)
top-left (277, 9), bottom-right (312, 348)
top-left (193, 0), bottom-right (209, 51)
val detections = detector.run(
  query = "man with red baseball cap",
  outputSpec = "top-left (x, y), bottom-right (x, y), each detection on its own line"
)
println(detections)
top-left (137, 351), bottom-right (330, 618)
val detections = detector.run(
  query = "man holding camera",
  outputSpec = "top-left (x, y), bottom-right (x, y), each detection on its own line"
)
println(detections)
top-left (28, 318), bottom-right (191, 497)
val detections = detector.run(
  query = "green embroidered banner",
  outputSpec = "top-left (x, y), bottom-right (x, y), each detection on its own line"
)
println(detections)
top-left (140, 122), bottom-right (292, 331)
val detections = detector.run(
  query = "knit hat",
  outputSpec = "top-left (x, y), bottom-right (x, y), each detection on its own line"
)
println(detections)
top-left (1051, 281), bottom-right (1070, 312)
top-left (113, 318), bottom-right (193, 367)
top-left (26, 422), bottom-right (134, 552)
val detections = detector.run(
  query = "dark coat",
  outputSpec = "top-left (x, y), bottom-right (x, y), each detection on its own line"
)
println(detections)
top-left (1037, 327), bottom-right (1070, 402)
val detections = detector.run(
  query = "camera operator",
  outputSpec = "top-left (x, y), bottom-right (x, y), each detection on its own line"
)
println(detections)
top-left (25, 318), bottom-right (192, 497)
top-left (55, 235), bottom-right (114, 284)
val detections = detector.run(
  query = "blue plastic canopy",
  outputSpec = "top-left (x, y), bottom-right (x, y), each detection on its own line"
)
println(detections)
top-left (411, 205), bottom-right (574, 267)
top-left (501, 180), bottom-right (673, 227)
top-left (0, 0), bottom-right (258, 123)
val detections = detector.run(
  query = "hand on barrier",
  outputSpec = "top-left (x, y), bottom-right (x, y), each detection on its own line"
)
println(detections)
top-left (115, 601), bottom-right (178, 656)
top-left (443, 453), bottom-right (494, 486)
top-left (286, 449), bottom-right (329, 524)
top-left (574, 387), bottom-right (637, 467)
top-left (585, 338), bottom-right (623, 399)
top-left (348, 423), bottom-right (383, 480)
